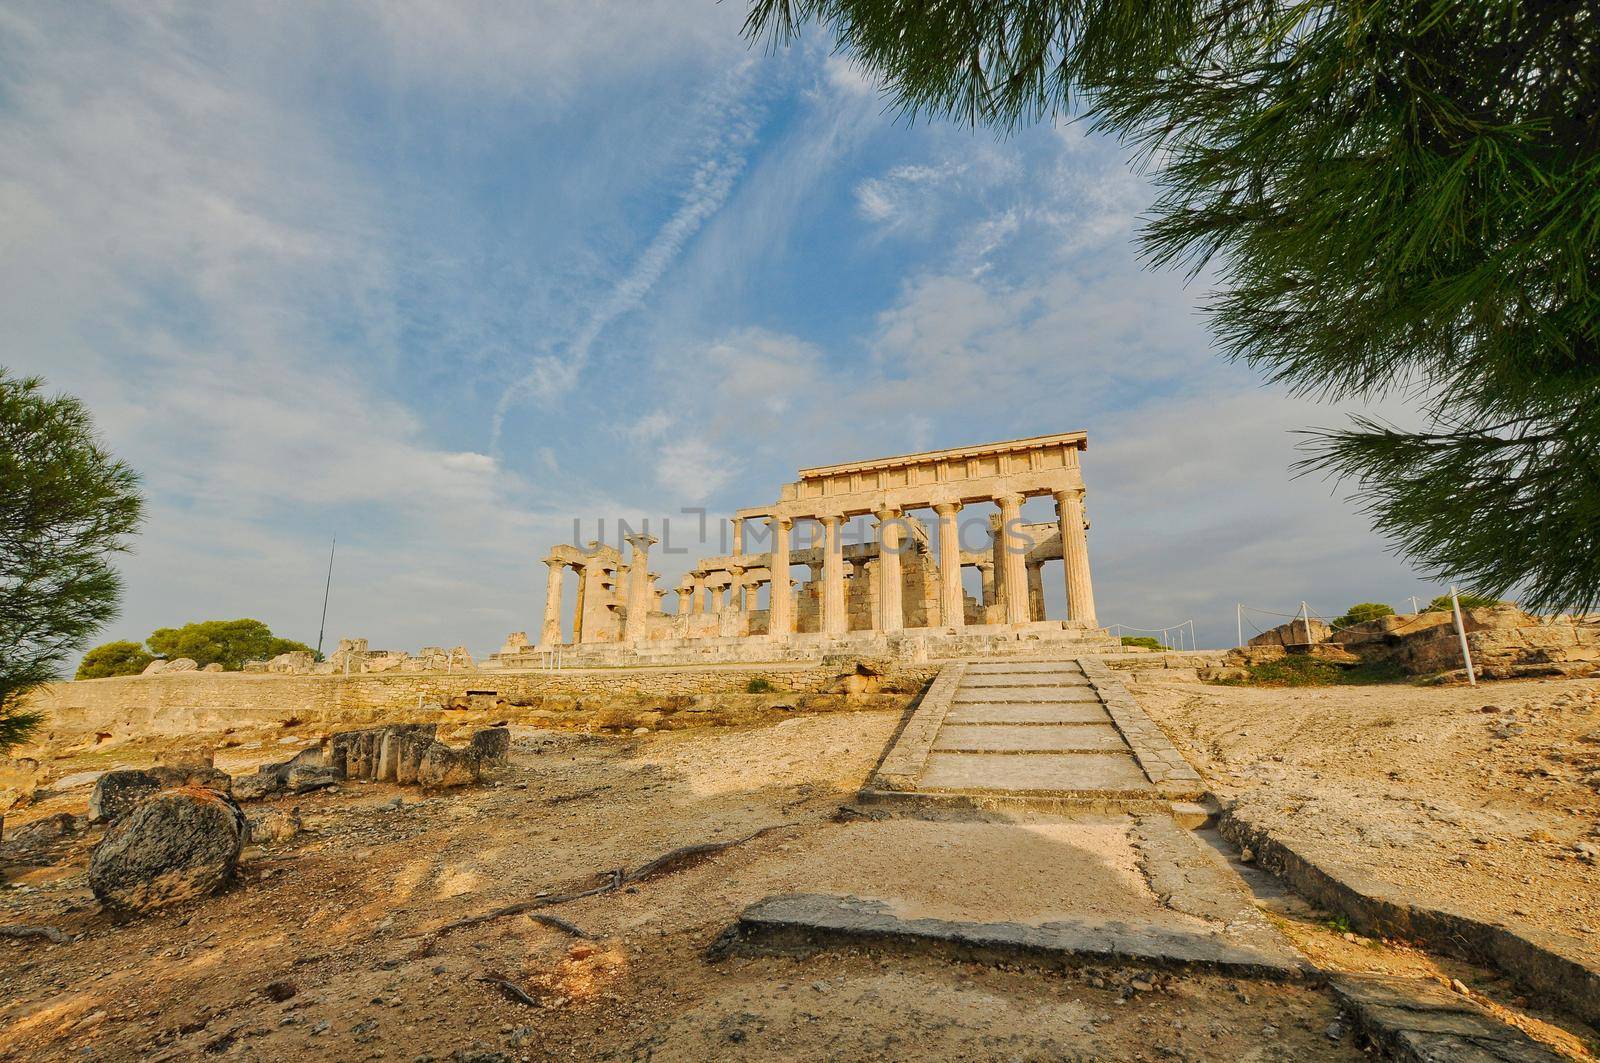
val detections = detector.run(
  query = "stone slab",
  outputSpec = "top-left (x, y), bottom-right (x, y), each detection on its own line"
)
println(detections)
top-left (1328, 974), bottom-right (1563, 1062)
top-left (919, 751), bottom-right (1153, 794)
top-left (933, 723), bottom-right (1128, 753)
top-left (945, 703), bottom-right (1112, 725)
top-left (723, 894), bottom-right (1303, 980)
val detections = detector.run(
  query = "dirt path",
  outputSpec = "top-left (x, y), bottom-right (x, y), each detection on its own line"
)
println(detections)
top-left (4, 710), bottom-right (1359, 1062)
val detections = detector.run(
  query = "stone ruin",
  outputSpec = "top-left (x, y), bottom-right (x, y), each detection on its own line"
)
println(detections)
top-left (236, 638), bottom-right (478, 676)
top-left (493, 432), bottom-right (1120, 668)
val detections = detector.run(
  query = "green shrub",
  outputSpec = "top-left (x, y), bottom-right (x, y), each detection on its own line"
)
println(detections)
top-left (1332, 602), bottom-right (1394, 628)
top-left (745, 677), bottom-right (779, 694)
top-left (1119, 636), bottom-right (1170, 651)
top-left (75, 640), bottom-right (155, 679)
top-left (1421, 592), bottom-right (1501, 613)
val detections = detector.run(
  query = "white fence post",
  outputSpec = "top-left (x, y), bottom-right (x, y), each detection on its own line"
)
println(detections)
top-left (1450, 584), bottom-right (1477, 686)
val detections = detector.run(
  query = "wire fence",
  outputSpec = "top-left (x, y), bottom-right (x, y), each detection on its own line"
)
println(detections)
top-left (1107, 620), bottom-right (1197, 652)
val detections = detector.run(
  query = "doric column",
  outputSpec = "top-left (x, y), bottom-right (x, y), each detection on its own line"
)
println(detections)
top-left (1027, 560), bottom-right (1045, 622)
top-left (732, 517), bottom-right (743, 557)
top-left (576, 561), bottom-right (601, 643)
top-left (933, 503), bottom-right (964, 630)
top-left (820, 514), bottom-right (846, 636)
top-left (977, 559), bottom-right (995, 610)
top-left (624, 534), bottom-right (657, 642)
top-left (769, 516), bottom-right (793, 639)
top-left (996, 493), bottom-right (1030, 625)
top-left (690, 573), bottom-right (706, 615)
top-left (1055, 489), bottom-right (1098, 627)
top-left (677, 579), bottom-right (694, 615)
top-left (540, 558), bottom-right (565, 645)
top-left (728, 564), bottom-right (748, 635)
top-left (875, 505), bottom-right (903, 633)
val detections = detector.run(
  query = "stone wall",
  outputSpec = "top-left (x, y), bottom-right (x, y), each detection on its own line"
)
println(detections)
top-left (23, 663), bottom-right (851, 743)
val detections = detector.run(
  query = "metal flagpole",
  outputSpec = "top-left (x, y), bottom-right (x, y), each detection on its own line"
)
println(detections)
top-left (315, 535), bottom-right (336, 659)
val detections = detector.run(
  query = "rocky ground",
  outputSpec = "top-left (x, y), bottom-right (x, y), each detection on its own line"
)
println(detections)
top-left (2, 676), bottom-right (1598, 1060)
top-left (1127, 672), bottom-right (1600, 969)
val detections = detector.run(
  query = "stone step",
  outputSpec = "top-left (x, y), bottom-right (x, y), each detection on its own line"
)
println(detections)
top-left (952, 688), bottom-right (1103, 704)
top-left (959, 675), bottom-right (1093, 688)
top-left (932, 723), bottom-right (1128, 753)
top-left (918, 751), bottom-right (1154, 794)
top-left (963, 660), bottom-right (1087, 673)
top-left (944, 704), bottom-right (1113, 725)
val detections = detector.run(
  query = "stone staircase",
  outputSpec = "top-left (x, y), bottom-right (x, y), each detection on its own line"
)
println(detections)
top-left (864, 657), bottom-right (1208, 818)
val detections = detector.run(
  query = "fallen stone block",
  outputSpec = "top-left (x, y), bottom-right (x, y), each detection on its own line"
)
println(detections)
top-left (89, 765), bottom-right (233, 824)
top-left (417, 743), bottom-right (481, 789)
top-left (87, 770), bottom-right (162, 825)
top-left (231, 772), bottom-right (282, 802)
top-left (285, 766), bottom-right (341, 794)
top-left (88, 787), bottom-right (246, 913)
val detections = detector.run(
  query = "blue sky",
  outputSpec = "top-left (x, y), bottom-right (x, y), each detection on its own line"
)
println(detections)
top-left (2, 2), bottom-right (1439, 656)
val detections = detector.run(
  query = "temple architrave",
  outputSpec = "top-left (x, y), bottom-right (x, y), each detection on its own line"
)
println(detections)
top-left (487, 432), bottom-right (1118, 667)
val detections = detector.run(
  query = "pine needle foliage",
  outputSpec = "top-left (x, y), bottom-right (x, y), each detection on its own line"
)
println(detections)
top-left (746, 1), bottom-right (1600, 612)
top-left (1, 370), bottom-right (143, 751)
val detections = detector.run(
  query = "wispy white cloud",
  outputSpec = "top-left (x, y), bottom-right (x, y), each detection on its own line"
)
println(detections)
top-left (489, 59), bottom-right (767, 447)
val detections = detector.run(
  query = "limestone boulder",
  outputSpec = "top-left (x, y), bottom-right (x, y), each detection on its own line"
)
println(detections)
top-left (470, 727), bottom-right (511, 766)
top-left (248, 807), bottom-right (302, 844)
top-left (201, 662), bottom-right (225, 673)
top-left (0, 757), bottom-right (41, 811)
top-left (267, 651), bottom-right (315, 674)
top-left (141, 659), bottom-right (167, 676)
top-left (163, 658), bottom-right (199, 673)
top-left (1248, 620), bottom-right (1330, 649)
top-left (416, 743), bottom-right (481, 789)
top-left (88, 787), bottom-right (246, 912)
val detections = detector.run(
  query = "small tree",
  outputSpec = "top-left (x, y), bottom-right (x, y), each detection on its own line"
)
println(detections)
top-left (1332, 603), bottom-right (1395, 629)
top-left (76, 640), bottom-right (155, 679)
top-left (146, 619), bottom-right (314, 671)
top-left (1, 370), bottom-right (143, 752)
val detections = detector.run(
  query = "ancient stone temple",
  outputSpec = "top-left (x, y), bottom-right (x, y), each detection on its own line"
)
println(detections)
top-left (488, 432), bottom-right (1118, 667)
